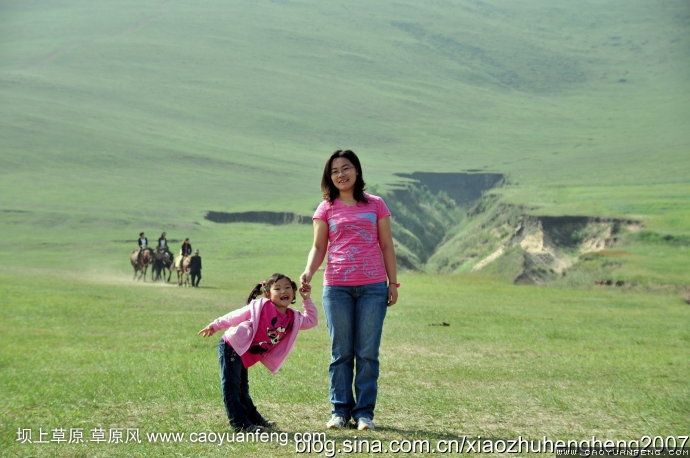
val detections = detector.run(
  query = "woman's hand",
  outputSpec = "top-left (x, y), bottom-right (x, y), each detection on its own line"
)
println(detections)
top-left (197, 324), bottom-right (215, 337)
top-left (300, 270), bottom-right (312, 287)
top-left (387, 284), bottom-right (398, 306)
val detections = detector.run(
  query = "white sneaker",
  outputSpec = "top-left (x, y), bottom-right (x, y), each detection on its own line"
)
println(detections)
top-left (326, 415), bottom-right (347, 429)
top-left (356, 417), bottom-right (374, 431)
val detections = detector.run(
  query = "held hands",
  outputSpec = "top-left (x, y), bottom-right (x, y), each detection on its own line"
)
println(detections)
top-left (299, 283), bottom-right (312, 300)
top-left (299, 270), bottom-right (312, 301)
top-left (197, 324), bottom-right (216, 337)
top-left (299, 270), bottom-right (312, 288)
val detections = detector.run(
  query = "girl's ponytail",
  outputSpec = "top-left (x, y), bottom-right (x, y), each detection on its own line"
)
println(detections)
top-left (246, 283), bottom-right (264, 304)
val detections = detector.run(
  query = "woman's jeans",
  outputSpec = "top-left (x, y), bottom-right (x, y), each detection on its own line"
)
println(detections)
top-left (218, 340), bottom-right (264, 429)
top-left (323, 282), bottom-right (388, 421)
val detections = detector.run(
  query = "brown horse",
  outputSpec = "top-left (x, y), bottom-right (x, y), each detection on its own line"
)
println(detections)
top-left (174, 254), bottom-right (191, 286)
top-left (152, 249), bottom-right (173, 282)
top-left (130, 248), bottom-right (152, 281)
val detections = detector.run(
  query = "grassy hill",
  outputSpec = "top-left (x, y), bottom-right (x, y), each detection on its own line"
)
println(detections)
top-left (1, 0), bottom-right (688, 455)
top-left (2, 0), bottom-right (688, 284)
top-left (1, 1), bottom-right (688, 218)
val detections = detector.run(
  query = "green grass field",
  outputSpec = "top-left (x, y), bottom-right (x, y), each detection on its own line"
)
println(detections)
top-left (2, 243), bottom-right (688, 456)
top-left (1, 0), bottom-right (689, 456)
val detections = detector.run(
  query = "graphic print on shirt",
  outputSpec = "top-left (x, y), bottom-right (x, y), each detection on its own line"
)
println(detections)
top-left (329, 242), bottom-right (361, 262)
top-left (344, 223), bottom-right (374, 243)
top-left (362, 258), bottom-right (381, 278)
top-left (328, 240), bottom-right (363, 281)
top-left (327, 212), bottom-right (380, 280)
top-left (247, 316), bottom-right (290, 354)
top-left (356, 212), bottom-right (377, 224)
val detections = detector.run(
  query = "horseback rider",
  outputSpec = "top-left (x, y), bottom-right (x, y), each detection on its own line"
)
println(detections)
top-left (181, 238), bottom-right (192, 257)
top-left (137, 232), bottom-right (149, 263)
top-left (157, 232), bottom-right (172, 258)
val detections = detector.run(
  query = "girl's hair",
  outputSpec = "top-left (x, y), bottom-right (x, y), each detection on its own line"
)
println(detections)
top-left (246, 273), bottom-right (298, 304)
top-left (321, 149), bottom-right (368, 203)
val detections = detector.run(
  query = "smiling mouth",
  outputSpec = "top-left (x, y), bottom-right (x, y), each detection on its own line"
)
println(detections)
top-left (280, 295), bottom-right (290, 301)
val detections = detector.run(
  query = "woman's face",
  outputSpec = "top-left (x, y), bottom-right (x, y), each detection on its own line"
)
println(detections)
top-left (330, 157), bottom-right (357, 194)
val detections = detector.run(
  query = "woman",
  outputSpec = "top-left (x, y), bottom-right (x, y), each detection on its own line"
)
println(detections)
top-left (300, 149), bottom-right (398, 431)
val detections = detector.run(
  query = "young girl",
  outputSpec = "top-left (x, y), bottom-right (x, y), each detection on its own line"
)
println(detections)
top-left (198, 273), bottom-right (317, 431)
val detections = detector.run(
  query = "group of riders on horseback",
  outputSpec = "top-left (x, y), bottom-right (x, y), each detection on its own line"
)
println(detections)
top-left (130, 232), bottom-right (202, 286)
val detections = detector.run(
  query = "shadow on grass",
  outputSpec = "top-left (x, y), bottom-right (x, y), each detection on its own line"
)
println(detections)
top-left (269, 425), bottom-right (480, 442)
top-left (375, 425), bottom-right (507, 443)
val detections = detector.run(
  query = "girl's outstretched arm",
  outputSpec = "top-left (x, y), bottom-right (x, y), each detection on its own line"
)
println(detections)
top-left (198, 304), bottom-right (252, 337)
top-left (209, 304), bottom-right (252, 330)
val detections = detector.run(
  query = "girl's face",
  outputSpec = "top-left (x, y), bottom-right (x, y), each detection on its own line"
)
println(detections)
top-left (330, 157), bottom-right (357, 194)
top-left (269, 278), bottom-right (295, 309)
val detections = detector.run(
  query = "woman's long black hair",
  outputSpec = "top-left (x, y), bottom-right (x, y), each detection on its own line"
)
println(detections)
top-left (320, 149), bottom-right (368, 204)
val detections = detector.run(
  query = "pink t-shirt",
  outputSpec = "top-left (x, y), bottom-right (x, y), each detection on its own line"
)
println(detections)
top-left (240, 301), bottom-right (294, 368)
top-left (313, 193), bottom-right (391, 286)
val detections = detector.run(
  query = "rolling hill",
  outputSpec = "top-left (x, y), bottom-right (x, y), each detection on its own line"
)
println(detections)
top-left (1, 0), bottom-right (688, 282)
top-left (1, 2), bottom-right (689, 455)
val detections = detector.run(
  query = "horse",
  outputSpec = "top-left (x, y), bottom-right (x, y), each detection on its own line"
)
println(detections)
top-left (152, 249), bottom-right (173, 282)
top-left (130, 248), bottom-right (152, 281)
top-left (174, 254), bottom-right (191, 286)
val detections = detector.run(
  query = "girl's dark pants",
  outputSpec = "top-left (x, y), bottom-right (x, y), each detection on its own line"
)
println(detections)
top-left (218, 339), bottom-right (265, 430)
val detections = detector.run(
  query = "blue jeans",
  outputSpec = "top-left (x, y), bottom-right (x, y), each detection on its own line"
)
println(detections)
top-left (218, 340), bottom-right (265, 430)
top-left (323, 282), bottom-right (388, 421)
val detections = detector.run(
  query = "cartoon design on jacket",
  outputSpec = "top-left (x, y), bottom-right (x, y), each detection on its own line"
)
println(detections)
top-left (247, 316), bottom-right (292, 354)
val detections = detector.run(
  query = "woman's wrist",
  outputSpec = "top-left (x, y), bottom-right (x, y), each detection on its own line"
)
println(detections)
top-left (389, 281), bottom-right (400, 288)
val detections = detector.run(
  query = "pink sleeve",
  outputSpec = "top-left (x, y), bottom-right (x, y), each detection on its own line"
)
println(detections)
top-left (376, 195), bottom-right (391, 219)
top-left (298, 298), bottom-right (318, 330)
top-left (210, 305), bottom-right (251, 331)
top-left (313, 200), bottom-right (329, 221)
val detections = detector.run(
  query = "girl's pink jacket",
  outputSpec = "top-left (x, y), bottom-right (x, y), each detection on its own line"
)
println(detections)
top-left (210, 297), bottom-right (318, 374)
